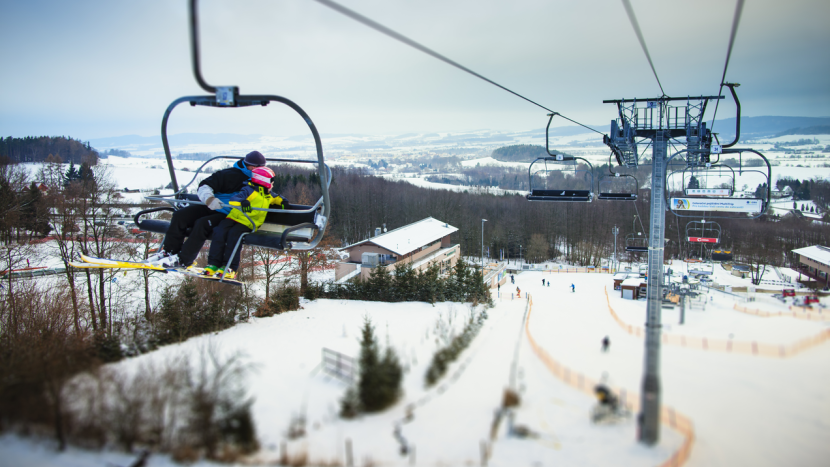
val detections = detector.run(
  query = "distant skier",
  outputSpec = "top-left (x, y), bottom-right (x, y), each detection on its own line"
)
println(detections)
top-left (516, 286), bottom-right (521, 298)
top-left (571, 283), bottom-right (575, 293)
top-left (602, 336), bottom-right (610, 352)
top-left (511, 274), bottom-right (515, 284)
top-left (542, 278), bottom-right (545, 286)
top-left (546, 280), bottom-right (550, 287)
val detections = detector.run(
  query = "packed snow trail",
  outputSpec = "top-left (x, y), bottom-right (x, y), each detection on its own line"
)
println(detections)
top-left (521, 270), bottom-right (830, 467)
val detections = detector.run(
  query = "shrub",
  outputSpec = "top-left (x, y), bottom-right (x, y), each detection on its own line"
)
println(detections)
top-left (425, 310), bottom-right (488, 386)
top-left (342, 317), bottom-right (403, 416)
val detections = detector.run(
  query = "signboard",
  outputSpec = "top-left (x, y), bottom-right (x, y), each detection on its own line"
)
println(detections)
top-left (671, 198), bottom-right (762, 213)
top-left (647, 101), bottom-right (658, 109)
top-left (686, 188), bottom-right (731, 196)
top-left (711, 144), bottom-right (722, 154)
top-left (688, 237), bottom-right (719, 243)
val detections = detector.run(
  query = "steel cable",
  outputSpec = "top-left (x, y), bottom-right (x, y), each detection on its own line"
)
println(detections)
top-left (312, 0), bottom-right (605, 136)
top-left (710, 0), bottom-right (746, 134)
top-left (620, 0), bottom-right (665, 96)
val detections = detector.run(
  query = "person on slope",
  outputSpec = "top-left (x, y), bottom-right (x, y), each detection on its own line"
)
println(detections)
top-left (571, 283), bottom-right (575, 293)
top-left (146, 151), bottom-right (268, 268)
top-left (202, 167), bottom-right (287, 280)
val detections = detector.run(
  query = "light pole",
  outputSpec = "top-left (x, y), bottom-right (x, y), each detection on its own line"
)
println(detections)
top-left (481, 219), bottom-right (487, 268)
top-left (519, 244), bottom-right (523, 266)
top-left (612, 225), bottom-right (619, 273)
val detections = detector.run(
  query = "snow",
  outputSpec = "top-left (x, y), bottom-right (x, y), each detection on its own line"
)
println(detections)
top-left (3, 259), bottom-right (829, 466)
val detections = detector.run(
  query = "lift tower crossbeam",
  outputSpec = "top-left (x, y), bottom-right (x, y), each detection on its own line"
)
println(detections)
top-left (603, 95), bottom-right (721, 445)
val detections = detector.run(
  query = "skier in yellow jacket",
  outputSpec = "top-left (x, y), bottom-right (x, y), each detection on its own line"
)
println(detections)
top-left (202, 166), bottom-right (286, 279)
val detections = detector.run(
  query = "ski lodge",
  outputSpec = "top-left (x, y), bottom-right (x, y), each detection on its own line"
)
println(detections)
top-left (792, 245), bottom-right (830, 286)
top-left (334, 217), bottom-right (460, 282)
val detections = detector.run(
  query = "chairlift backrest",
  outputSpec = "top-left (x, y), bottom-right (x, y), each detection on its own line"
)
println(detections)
top-left (598, 172), bottom-right (638, 201)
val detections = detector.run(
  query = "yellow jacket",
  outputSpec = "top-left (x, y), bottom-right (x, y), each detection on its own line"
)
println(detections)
top-left (227, 184), bottom-right (285, 229)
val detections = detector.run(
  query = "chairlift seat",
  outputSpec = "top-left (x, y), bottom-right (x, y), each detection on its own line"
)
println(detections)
top-left (527, 190), bottom-right (593, 202)
top-left (625, 246), bottom-right (649, 252)
top-left (598, 192), bottom-right (637, 201)
top-left (136, 194), bottom-right (318, 250)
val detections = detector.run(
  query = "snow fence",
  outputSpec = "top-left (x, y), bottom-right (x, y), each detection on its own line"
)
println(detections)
top-left (605, 288), bottom-right (830, 359)
top-left (524, 295), bottom-right (695, 467)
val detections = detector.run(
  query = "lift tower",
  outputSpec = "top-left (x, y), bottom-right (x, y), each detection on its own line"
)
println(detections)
top-left (603, 95), bottom-right (722, 444)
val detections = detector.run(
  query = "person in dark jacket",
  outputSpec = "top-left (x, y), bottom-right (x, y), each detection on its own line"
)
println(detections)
top-left (146, 151), bottom-right (268, 268)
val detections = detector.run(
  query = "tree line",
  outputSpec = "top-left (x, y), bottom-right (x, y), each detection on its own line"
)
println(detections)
top-left (0, 136), bottom-right (99, 164)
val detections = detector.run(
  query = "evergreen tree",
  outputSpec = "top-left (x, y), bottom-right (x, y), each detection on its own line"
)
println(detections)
top-left (367, 264), bottom-right (393, 301)
top-left (356, 317), bottom-right (402, 413)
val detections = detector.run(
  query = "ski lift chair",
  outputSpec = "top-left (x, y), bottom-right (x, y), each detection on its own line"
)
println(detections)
top-left (598, 172), bottom-right (638, 201)
top-left (138, 155), bottom-right (332, 252)
top-left (625, 234), bottom-right (648, 253)
top-left (666, 148), bottom-right (771, 219)
top-left (526, 113), bottom-right (594, 202)
top-left (133, 0), bottom-right (332, 281)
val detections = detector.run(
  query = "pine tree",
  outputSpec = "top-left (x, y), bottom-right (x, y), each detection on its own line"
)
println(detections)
top-left (356, 317), bottom-right (401, 413)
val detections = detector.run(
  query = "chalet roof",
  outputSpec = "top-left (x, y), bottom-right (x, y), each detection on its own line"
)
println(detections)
top-left (793, 245), bottom-right (830, 267)
top-left (343, 217), bottom-right (458, 256)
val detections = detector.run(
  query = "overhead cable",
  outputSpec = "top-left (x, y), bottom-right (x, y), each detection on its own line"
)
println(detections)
top-left (620, 0), bottom-right (665, 96)
top-left (312, 0), bottom-right (605, 136)
top-left (710, 0), bottom-right (745, 133)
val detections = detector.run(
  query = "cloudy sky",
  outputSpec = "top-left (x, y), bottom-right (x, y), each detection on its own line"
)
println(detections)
top-left (2, 0), bottom-right (828, 140)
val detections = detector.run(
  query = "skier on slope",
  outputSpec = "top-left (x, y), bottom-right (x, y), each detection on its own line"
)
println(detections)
top-left (202, 167), bottom-right (287, 280)
top-left (571, 283), bottom-right (575, 293)
top-left (146, 151), bottom-right (272, 268)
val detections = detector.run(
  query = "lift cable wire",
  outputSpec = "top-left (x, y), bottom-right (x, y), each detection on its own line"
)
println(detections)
top-left (621, 0), bottom-right (665, 96)
top-left (312, 0), bottom-right (605, 136)
top-left (709, 0), bottom-right (746, 135)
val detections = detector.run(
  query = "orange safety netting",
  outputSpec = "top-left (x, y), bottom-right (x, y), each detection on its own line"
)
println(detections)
top-left (605, 288), bottom-right (830, 358)
top-left (524, 296), bottom-right (695, 467)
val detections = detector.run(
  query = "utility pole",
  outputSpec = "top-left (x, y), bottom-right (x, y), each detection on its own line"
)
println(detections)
top-left (612, 225), bottom-right (619, 273)
top-left (604, 94), bottom-right (722, 445)
top-left (481, 219), bottom-right (487, 268)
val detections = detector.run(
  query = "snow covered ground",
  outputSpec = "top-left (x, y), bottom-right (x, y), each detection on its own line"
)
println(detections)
top-left (4, 266), bottom-right (829, 466)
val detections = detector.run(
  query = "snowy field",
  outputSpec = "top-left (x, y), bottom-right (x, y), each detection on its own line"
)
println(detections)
top-left (3, 266), bottom-right (829, 466)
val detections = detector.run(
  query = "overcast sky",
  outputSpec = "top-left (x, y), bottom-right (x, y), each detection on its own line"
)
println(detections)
top-left (2, 0), bottom-right (828, 140)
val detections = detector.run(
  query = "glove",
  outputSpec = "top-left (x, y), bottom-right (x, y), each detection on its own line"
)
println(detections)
top-left (205, 196), bottom-right (222, 211)
top-left (240, 200), bottom-right (252, 213)
top-left (275, 195), bottom-right (289, 209)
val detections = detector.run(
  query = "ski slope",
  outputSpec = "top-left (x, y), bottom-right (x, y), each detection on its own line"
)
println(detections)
top-left (2, 270), bottom-right (829, 466)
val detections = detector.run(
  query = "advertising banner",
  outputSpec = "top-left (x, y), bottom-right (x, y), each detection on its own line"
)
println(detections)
top-left (671, 198), bottom-right (762, 213)
top-left (687, 237), bottom-right (719, 243)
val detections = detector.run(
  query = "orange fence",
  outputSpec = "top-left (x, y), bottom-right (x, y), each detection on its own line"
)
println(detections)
top-left (524, 295), bottom-right (695, 467)
top-left (732, 303), bottom-right (830, 322)
top-left (605, 288), bottom-right (830, 358)
top-left (545, 267), bottom-right (613, 274)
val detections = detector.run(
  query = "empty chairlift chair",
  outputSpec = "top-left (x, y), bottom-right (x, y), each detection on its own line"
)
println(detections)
top-left (526, 113), bottom-right (595, 202)
top-left (598, 171), bottom-right (638, 201)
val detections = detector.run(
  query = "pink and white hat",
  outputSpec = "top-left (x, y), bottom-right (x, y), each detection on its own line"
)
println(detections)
top-left (251, 167), bottom-right (275, 190)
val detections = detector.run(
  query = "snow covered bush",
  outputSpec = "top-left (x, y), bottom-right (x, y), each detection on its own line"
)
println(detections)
top-left (255, 284), bottom-right (300, 317)
top-left (61, 344), bottom-right (258, 462)
top-left (425, 309), bottom-right (488, 387)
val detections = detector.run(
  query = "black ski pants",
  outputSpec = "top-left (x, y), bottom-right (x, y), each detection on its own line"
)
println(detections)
top-left (207, 218), bottom-right (252, 271)
top-left (162, 204), bottom-right (226, 265)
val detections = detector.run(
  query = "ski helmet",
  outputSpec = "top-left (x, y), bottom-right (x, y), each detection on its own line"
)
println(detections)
top-left (251, 167), bottom-right (275, 190)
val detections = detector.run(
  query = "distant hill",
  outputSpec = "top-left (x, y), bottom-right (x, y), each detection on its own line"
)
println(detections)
top-left (775, 125), bottom-right (830, 137)
top-left (491, 144), bottom-right (569, 162)
top-left (714, 116), bottom-right (830, 141)
top-left (88, 133), bottom-right (264, 149)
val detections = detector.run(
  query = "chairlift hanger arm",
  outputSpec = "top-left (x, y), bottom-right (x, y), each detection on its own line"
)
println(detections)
top-left (721, 83), bottom-right (741, 148)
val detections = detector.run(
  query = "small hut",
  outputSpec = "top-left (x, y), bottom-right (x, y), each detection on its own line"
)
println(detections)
top-left (621, 278), bottom-right (647, 300)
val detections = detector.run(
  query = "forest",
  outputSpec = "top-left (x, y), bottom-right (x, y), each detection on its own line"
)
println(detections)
top-left (0, 136), bottom-right (99, 164)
